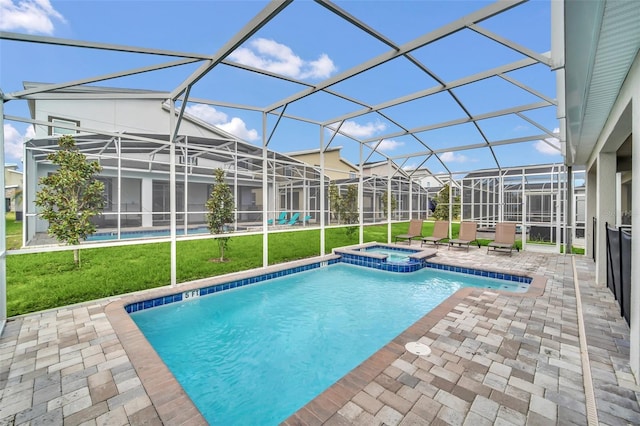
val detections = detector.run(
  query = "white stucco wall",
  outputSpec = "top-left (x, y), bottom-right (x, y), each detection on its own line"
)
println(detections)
top-left (33, 96), bottom-right (228, 140)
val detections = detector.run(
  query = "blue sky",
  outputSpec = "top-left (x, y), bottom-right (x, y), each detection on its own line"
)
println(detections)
top-left (1, 0), bottom-right (562, 174)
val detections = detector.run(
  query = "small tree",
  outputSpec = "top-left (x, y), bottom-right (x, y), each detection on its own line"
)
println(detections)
top-left (329, 183), bottom-right (359, 237)
top-left (432, 184), bottom-right (460, 221)
top-left (328, 183), bottom-right (342, 224)
top-left (205, 168), bottom-right (235, 262)
top-left (381, 190), bottom-right (398, 218)
top-left (35, 135), bottom-right (105, 267)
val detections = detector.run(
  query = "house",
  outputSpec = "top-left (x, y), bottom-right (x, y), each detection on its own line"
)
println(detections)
top-left (22, 83), bottom-right (320, 244)
top-left (3, 164), bottom-right (22, 214)
top-left (555, 0), bottom-right (639, 381)
top-left (288, 147), bottom-right (432, 221)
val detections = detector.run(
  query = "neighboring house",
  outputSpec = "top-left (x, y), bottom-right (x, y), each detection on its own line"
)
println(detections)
top-left (288, 147), bottom-right (432, 221)
top-left (287, 146), bottom-right (359, 181)
top-left (4, 164), bottom-right (22, 213)
top-left (22, 82), bottom-right (318, 244)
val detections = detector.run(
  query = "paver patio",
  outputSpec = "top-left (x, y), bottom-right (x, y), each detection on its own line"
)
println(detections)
top-left (1, 247), bottom-right (639, 425)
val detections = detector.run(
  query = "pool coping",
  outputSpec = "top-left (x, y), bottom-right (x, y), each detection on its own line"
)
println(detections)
top-left (334, 241), bottom-right (438, 262)
top-left (104, 253), bottom-right (546, 424)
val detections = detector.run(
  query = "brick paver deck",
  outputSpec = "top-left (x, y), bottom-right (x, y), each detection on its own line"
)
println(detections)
top-left (1, 247), bottom-right (639, 425)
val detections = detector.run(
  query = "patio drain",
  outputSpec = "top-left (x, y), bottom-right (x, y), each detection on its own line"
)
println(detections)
top-left (405, 341), bottom-right (431, 356)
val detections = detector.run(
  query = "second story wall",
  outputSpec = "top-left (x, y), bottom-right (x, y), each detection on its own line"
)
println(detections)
top-left (33, 96), bottom-right (229, 140)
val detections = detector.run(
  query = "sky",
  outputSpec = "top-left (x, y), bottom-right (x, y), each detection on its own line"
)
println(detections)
top-left (0, 0), bottom-right (562, 175)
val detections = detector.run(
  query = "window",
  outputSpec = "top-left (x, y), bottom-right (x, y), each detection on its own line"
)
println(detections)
top-left (48, 116), bottom-right (80, 136)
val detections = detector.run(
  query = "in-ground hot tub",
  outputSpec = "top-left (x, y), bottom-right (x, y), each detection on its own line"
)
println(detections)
top-left (333, 242), bottom-right (436, 272)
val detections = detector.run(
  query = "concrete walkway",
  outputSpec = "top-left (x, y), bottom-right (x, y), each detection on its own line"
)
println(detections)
top-left (1, 247), bottom-right (639, 425)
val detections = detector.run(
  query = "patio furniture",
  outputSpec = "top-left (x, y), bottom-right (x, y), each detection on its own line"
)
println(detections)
top-left (421, 220), bottom-right (449, 247)
top-left (267, 211), bottom-right (287, 225)
top-left (448, 222), bottom-right (480, 250)
top-left (487, 222), bottom-right (519, 254)
top-left (287, 212), bottom-right (300, 225)
top-left (394, 219), bottom-right (424, 245)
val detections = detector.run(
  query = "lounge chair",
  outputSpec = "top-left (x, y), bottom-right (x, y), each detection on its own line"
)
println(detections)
top-left (287, 212), bottom-right (300, 225)
top-left (448, 222), bottom-right (480, 250)
top-left (487, 222), bottom-right (519, 254)
top-left (277, 212), bottom-right (289, 225)
top-left (394, 219), bottom-right (424, 245)
top-left (302, 215), bottom-right (312, 224)
top-left (421, 220), bottom-right (448, 247)
top-left (267, 211), bottom-right (287, 225)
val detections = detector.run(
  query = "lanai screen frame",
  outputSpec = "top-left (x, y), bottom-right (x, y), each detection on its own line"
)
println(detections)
top-left (0, 0), bottom-right (562, 328)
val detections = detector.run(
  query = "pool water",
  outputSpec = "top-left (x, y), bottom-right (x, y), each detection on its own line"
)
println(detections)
top-left (363, 247), bottom-right (414, 263)
top-left (131, 263), bottom-right (522, 424)
top-left (86, 227), bottom-right (209, 241)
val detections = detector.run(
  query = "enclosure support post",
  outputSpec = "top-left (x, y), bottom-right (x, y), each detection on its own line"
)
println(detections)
top-left (387, 160), bottom-right (392, 244)
top-left (183, 137), bottom-right (188, 234)
top-left (566, 165), bottom-right (573, 254)
top-left (0, 94), bottom-right (6, 331)
top-left (448, 175), bottom-right (453, 238)
top-left (320, 126), bottom-right (326, 255)
top-left (117, 137), bottom-right (122, 239)
top-left (234, 141), bottom-right (238, 232)
top-left (521, 172), bottom-right (527, 252)
top-left (359, 143), bottom-right (364, 244)
top-left (262, 114), bottom-right (269, 268)
top-left (169, 101), bottom-right (177, 287)
top-left (409, 179), bottom-right (413, 220)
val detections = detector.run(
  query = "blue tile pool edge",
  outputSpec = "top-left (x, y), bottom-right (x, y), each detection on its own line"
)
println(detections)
top-left (125, 257), bottom-right (341, 314)
top-left (424, 261), bottom-right (533, 284)
top-left (124, 254), bottom-right (533, 314)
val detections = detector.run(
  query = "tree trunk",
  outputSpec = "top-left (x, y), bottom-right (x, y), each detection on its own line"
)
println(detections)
top-left (74, 249), bottom-right (80, 268)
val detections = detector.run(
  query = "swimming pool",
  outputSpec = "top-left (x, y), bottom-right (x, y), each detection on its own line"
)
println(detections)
top-left (130, 262), bottom-right (528, 424)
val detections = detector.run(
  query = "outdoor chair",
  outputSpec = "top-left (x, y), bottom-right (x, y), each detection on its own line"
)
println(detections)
top-left (487, 222), bottom-right (519, 255)
top-left (421, 220), bottom-right (449, 247)
top-left (394, 219), bottom-right (424, 245)
top-left (267, 211), bottom-right (287, 225)
top-left (277, 212), bottom-right (289, 225)
top-left (448, 222), bottom-right (480, 250)
top-left (287, 212), bottom-right (300, 225)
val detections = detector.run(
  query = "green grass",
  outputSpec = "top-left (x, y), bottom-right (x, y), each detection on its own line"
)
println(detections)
top-left (5, 212), bottom-right (22, 250)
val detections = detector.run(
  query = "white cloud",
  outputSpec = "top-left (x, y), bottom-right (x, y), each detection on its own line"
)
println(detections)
top-left (333, 120), bottom-right (386, 138)
top-left (440, 151), bottom-right (469, 163)
top-left (185, 104), bottom-right (259, 142)
top-left (216, 117), bottom-right (259, 142)
top-left (0, 0), bottom-right (65, 34)
top-left (377, 139), bottom-right (404, 152)
top-left (535, 128), bottom-right (561, 155)
top-left (3, 123), bottom-right (34, 161)
top-left (229, 38), bottom-right (337, 80)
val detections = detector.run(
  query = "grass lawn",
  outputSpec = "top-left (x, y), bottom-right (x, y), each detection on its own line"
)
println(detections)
top-left (5, 212), bottom-right (22, 250)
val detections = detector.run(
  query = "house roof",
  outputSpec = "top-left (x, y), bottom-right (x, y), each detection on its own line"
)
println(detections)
top-left (558, 1), bottom-right (640, 166)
